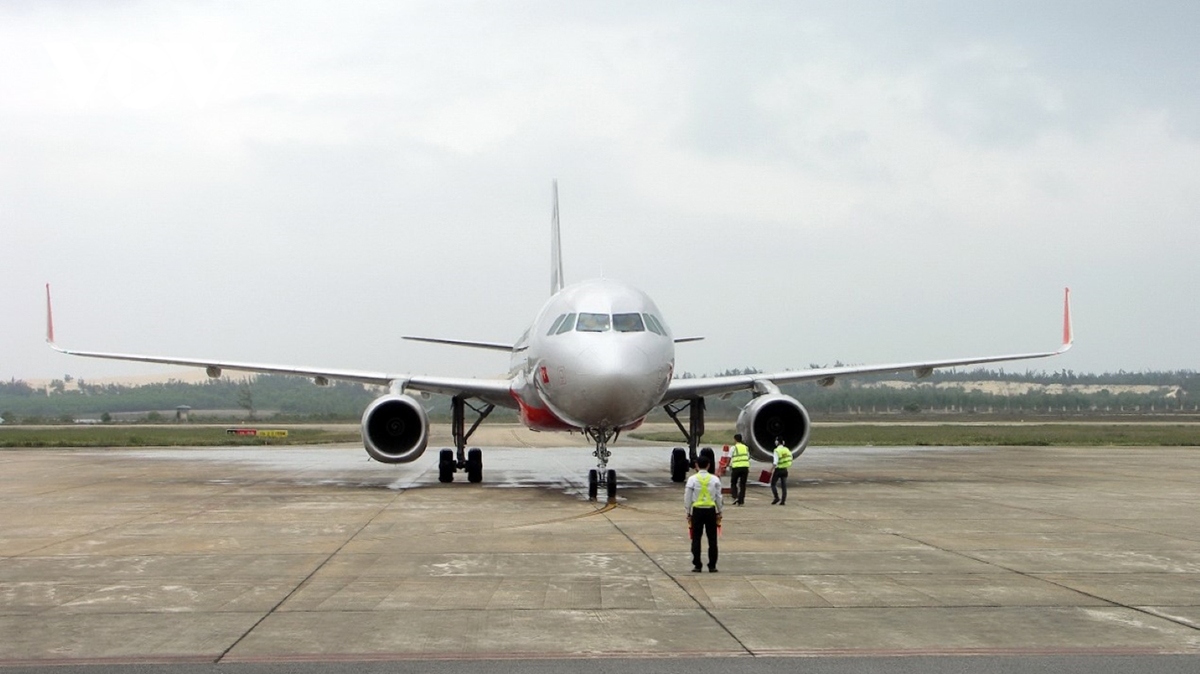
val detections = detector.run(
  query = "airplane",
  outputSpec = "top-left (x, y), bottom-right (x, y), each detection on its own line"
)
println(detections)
top-left (45, 182), bottom-right (1073, 501)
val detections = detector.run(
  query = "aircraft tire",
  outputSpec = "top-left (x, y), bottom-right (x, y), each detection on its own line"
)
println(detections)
top-left (466, 448), bottom-right (483, 483)
top-left (670, 448), bottom-right (688, 482)
top-left (700, 447), bottom-right (716, 471)
top-left (588, 469), bottom-right (599, 501)
top-left (438, 448), bottom-right (455, 483)
top-left (606, 469), bottom-right (617, 501)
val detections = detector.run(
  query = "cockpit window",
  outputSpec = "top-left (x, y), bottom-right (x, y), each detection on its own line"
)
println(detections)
top-left (576, 312), bottom-right (611, 332)
top-left (613, 313), bottom-right (645, 332)
top-left (643, 313), bottom-right (666, 335)
top-left (554, 313), bottom-right (576, 335)
top-left (643, 314), bottom-right (662, 335)
top-left (547, 314), bottom-right (567, 335)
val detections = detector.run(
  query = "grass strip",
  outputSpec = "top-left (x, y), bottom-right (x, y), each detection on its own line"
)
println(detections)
top-left (633, 424), bottom-right (1200, 447)
top-left (0, 426), bottom-right (361, 448)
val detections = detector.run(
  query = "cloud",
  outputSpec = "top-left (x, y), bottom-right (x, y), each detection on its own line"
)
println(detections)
top-left (2, 1), bottom-right (1198, 382)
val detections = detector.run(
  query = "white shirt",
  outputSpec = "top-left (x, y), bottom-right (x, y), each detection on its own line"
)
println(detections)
top-left (684, 470), bottom-right (723, 515)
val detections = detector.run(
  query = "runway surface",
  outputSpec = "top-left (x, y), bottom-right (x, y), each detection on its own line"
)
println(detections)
top-left (1, 434), bottom-right (1198, 672)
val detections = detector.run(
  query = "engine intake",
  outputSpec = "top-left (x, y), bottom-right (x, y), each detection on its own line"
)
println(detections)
top-left (361, 394), bottom-right (429, 463)
top-left (736, 393), bottom-right (811, 463)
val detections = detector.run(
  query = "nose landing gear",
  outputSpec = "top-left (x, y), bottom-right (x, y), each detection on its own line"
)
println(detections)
top-left (585, 427), bottom-right (619, 502)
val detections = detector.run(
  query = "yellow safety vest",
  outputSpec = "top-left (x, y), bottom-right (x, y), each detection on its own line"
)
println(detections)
top-left (692, 473), bottom-right (716, 508)
top-left (730, 443), bottom-right (751, 469)
top-left (774, 445), bottom-right (793, 469)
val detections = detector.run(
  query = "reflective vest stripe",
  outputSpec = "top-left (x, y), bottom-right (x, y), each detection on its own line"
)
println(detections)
top-left (693, 473), bottom-right (716, 508)
top-left (775, 446), bottom-right (793, 469)
top-left (730, 443), bottom-right (750, 468)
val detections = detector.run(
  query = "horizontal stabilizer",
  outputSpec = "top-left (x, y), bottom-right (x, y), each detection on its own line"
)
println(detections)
top-left (402, 336), bottom-right (515, 352)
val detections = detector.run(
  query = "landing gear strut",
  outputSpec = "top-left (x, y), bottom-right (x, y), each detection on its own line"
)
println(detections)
top-left (664, 397), bottom-right (713, 481)
top-left (438, 395), bottom-right (494, 484)
top-left (584, 427), bottom-right (619, 502)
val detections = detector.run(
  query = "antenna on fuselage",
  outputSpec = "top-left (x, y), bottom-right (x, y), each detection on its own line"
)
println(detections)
top-left (550, 179), bottom-right (565, 295)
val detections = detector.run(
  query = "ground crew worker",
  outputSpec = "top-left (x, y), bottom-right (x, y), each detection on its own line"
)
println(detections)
top-left (771, 437), bottom-right (792, 505)
top-left (684, 454), bottom-right (723, 572)
top-left (729, 433), bottom-right (751, 505)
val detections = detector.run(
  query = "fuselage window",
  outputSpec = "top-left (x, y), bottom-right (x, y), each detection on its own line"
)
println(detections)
top-left (576, 312), bottom-right (611, 332)
top-left (642, 313), bottom-right (663, 335)
top-left (547, 313), bottom-right (567, 336)
top-left (613, 313), bottom-right (645, 332)
top-left (554, 313), bottom-right (577, 335)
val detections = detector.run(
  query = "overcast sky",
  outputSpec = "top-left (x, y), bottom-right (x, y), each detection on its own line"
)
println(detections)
top-left (3, 1), bottom-right (1197, 384)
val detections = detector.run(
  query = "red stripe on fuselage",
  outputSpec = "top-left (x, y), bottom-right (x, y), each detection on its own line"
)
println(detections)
top-left (509, 389), bottom-right (576, 432)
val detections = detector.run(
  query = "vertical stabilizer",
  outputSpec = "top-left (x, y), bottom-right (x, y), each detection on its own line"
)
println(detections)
top-left (550, 180), bottom-right (564, 295)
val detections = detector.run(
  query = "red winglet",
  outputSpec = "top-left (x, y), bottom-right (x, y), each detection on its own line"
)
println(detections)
top-left (1062, 287), bottom-right (1073, 347)
top-left (45, 283), bottom-right (55, 344)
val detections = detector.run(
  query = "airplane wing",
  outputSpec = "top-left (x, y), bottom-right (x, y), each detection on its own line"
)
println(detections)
top-left (44, 285), bottom-right (516, 407)
top-left (664, 288), bottom-right (1074, 401)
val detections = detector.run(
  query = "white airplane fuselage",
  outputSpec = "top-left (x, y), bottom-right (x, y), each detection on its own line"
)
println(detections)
top-left (508, 279), bottom-right (675, 433)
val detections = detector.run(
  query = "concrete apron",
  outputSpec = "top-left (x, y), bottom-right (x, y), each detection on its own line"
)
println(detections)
top-left (0, 443), bottom-right (1198, 664)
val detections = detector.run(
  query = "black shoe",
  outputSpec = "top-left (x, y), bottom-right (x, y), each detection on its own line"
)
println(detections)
top-left (692, 566), bottom-right (703, 573)
top-left (771, 497), bottom-right (780, 504)
top-left (779, 501), bottom-right (786, 506)
top-left (708, 567), bottom-right (719, 573)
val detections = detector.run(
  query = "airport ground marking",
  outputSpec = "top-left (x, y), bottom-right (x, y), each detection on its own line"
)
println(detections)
top-left (600, 498), bottom-right (754, 656)
top-left (214, 484), bottom-right (406, 664)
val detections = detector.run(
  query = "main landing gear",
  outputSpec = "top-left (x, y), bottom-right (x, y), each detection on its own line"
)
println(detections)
top-left (437, 395), bottom-right (495, 484)
top-left (664, 397), bottom-right (714, 482)
top-left (584, 427), bottom-right (619, 502)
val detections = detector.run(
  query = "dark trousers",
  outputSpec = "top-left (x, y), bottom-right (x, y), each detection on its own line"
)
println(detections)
top-left (771, 468), bottom-right (788, 503)
top-left (729, 467), bottom-right (749, 504)
top-left (691, 507), bottom-right (718, 569)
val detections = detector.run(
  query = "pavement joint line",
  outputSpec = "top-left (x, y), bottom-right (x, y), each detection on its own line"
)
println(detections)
top-left (601, 503), bottom-right (754, 656)
top-left (1, 459), bottom-right (280, 563)
top-left (784, 464), bottom-right (1200, 628)
top-left (213, 479), bottom-right (407, 664)
top-left (854, 456), bottom-right (1200, 634)
top-left (885, 527), bottom-right (1200, 634)
top-left (829, 461), bottom-right (1200, 633)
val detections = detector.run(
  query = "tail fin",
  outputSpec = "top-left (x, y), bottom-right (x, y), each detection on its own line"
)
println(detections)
top-left (550, 180), bottom-right (564, 295)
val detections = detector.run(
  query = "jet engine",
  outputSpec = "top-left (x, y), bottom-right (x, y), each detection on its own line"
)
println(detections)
top-left (361, 394), bottom-right (429, 463)
top-left (735, 393), bottom-right (812, 462)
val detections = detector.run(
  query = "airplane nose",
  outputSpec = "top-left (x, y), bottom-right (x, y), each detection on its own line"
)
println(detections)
top-left (548, 344), bottom-right (664, 427)
top-left (573, 342), bottom-right (662, 422)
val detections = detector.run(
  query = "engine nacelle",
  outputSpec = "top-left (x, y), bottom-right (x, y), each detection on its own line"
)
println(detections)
top-left (736, 393), bottom-right (812, 463)
top-left (361, 394), bottom-right (429, 463)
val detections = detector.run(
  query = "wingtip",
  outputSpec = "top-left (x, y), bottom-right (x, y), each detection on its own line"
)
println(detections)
top-left (1062, 286), bottom-right (1073, 348)
top-left (44, 283), bottom-right (55, 345)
